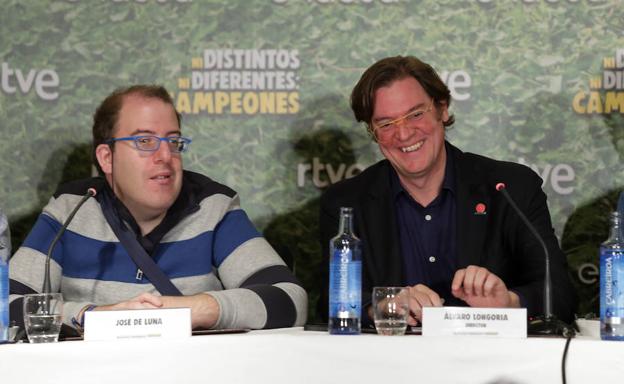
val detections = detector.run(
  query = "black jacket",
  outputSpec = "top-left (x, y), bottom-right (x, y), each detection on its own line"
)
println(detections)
top-left (319, 142), bottom-right (577, 324)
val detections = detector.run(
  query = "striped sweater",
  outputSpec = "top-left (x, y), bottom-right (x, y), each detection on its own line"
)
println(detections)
top-left (9, 171), bottom-right (307, 330)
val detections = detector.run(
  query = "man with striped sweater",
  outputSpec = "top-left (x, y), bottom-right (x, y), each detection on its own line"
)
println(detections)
top-left (9, 85), bottom-right (307, 332)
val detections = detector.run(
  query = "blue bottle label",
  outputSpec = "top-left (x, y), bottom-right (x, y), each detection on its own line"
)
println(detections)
top-left (329, 249), bottom-right (361, 319)
top-left (600, 248), bottom-right (624, 320)
top-left (0, 262), bottom-right (8, 341)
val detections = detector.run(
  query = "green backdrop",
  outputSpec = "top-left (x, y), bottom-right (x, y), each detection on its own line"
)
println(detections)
top-left (2, 0), bottom-right (623, 320)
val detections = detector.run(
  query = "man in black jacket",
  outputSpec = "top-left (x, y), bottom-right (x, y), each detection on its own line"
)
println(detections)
top-left (320, 56), bottom-right (577, 326)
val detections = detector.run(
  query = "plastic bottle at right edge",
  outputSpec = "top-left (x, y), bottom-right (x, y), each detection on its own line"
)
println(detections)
top-left (600, 211), bottom-right (624, 340)
top-left (0, 211), bottom-right (9, 343)
top-left (0, 256), bottom-right (7, 343)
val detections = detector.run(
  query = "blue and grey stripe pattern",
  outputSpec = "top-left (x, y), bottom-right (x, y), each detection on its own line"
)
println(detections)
top-left (9, 172), bottom-right (307, 330)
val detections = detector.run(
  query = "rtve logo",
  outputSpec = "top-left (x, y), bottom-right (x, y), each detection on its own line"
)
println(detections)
top-left (1, 62), bottom-right (60, 101)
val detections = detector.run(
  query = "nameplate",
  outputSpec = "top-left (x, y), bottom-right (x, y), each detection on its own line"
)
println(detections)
top-left (83, 307), bottom-right (192, 341)
top-left (422, 307), bottom-right (527, 338)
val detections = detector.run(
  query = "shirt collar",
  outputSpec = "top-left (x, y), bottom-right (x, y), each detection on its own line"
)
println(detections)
top-left (102, 171), bottom-right (198, 239)
top-left (390, 141), bottom-right (456, 200)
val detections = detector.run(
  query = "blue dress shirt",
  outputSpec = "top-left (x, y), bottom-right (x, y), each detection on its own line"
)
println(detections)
top-left (391, 145), bottom-right (465, 306)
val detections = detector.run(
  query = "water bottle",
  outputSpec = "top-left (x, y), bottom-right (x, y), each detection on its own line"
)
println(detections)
top-left (600, 211), bottom-right (624, 340)
top-left (328, 207), bottom-right (361, 334)
top-left (0, 211), bottom-right (10, 342)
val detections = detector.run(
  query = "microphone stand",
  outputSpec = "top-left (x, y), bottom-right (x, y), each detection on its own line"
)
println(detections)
top-left (41, 188), bottom-right (96, 313)
top-left (496, 183), bottom-right (575, 337)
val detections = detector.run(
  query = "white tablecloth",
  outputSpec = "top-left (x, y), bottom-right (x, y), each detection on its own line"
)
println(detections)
top-left (1, 328), bottom-right (623, 384)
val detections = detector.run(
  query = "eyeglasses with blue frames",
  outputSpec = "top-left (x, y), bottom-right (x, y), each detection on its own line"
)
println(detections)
top-left (107, 135), bottom-right (192, 153)
top-left (369, 99), bottom-right (435, 143)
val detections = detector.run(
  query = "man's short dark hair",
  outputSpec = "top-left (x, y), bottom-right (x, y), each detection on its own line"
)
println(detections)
top-left (92, 84), bottom-right (181, 175)
top-left (350, 55), bottom-right (455, 137)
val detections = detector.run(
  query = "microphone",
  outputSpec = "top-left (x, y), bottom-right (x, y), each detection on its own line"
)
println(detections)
top-left (495, 182), bottom-right (574, 337)
top-left (42, 188), bottom-right (97, 294)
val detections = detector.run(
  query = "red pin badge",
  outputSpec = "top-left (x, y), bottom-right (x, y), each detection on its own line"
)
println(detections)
top-left (474, 203), bottom-right (487, 215)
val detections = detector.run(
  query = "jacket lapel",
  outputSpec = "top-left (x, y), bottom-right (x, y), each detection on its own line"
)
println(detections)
top-left (452, 145), bottom-right (491, 268)
top-left (360, 161), bottom-right (403, 286)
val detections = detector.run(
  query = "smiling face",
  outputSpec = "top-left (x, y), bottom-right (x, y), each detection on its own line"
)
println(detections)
top-left (96, 94), bottom-right (183, 224)
top-left (372, 76), bottom-right (449, 189)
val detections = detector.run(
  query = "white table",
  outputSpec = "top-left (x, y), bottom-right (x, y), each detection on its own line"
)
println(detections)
top-left (1, 328), bottom-right (622, 384)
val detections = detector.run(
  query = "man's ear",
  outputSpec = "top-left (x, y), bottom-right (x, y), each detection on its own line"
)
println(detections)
top-left (95, 144), bottom-right (113, 175)
top-left (437, 100), bottom-right (450, 124)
